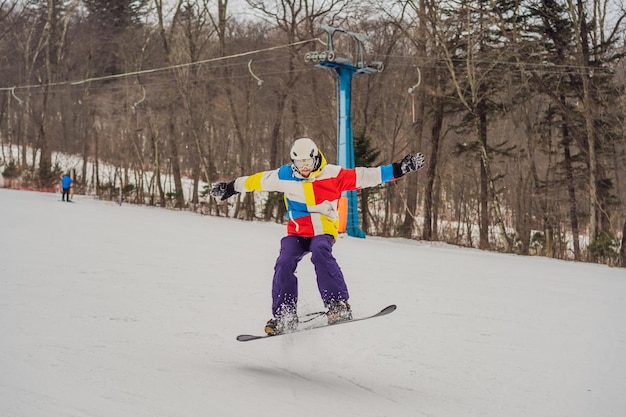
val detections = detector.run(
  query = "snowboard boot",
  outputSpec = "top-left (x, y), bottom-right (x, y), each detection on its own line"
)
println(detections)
top-left (264, 311), bottom-right (299, 336)
top-left (326, 300), bottom-right (353, 325)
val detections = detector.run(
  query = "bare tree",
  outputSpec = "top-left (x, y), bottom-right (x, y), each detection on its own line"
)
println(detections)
top-left (423, 0), bottom-right (513, 251)
top-left (33, 1), bottom-right (78, 181)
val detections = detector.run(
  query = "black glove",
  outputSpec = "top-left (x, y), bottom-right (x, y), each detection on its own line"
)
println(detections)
top-left (209, 180), bottom-right (238, 200)
top-left (392, 153), bottom-right (425, 178)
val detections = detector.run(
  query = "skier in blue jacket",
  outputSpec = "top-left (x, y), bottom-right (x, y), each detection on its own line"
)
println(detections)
top-left (61, 173), bottom-right (72, 202)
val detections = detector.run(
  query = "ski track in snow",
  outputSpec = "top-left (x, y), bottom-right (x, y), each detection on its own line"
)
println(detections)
top-left (1, 188), bottom-right (625, 417)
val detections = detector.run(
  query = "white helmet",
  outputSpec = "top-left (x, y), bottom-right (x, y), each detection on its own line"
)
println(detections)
top-left (290, 138), bottom-right (318, 160)
top-left (290, 138), bottom-right (321, 171)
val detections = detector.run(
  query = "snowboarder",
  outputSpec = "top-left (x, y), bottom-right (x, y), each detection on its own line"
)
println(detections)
top-left (61, 173), bottom-right (72, 202)
top-left (210, 138), bottom-right (425, 335)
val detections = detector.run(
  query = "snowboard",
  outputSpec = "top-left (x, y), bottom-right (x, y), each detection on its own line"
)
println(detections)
top-left (236, 304), bottom-right (396, 342)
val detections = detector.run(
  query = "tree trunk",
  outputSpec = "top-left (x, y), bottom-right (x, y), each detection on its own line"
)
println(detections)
top-left (620, 220), bottom-right (626, 268)
top-left (399, 92), bottom-right (425, 238)
top-left (151, 130), bottom-right (165, 207)
top-left (167, 109), bottom-right (184, 208)
top-left (572, 0), bottom-right (599, 254)
top-left (562, 121), bottom-right (581, 260)
top-left (477, 102), bottom-right (511, 252)
top-left (478, 107), bottom-right (490, 249)
top-left (360, 189), bottom-right (370, 235)
top-left (423, 93), bottom-right (443, 240)
top-left (37, 85), bottom-right (52, 180)
top-left (545, 221), bottom-right (554, 258)
top-left (93, 129), bottom-right (100, 193)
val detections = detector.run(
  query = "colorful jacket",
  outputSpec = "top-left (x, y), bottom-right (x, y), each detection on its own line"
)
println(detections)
top-left (233, 153), bottom-right (397, 238)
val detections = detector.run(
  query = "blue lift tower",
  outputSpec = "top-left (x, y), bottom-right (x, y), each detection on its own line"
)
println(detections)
top-left (305, 25), bottom-right (384, 238)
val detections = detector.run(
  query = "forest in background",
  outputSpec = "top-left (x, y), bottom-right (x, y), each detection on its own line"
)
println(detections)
top-left (0, 0), bottom-right (625, 267)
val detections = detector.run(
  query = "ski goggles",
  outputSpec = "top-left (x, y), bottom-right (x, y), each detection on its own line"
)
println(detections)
top-left (293, 157), bottom-right (315, 170)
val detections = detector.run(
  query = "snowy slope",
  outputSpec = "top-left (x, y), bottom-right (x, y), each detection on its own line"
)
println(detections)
top-left (1, 188), bottom-right (625, 417)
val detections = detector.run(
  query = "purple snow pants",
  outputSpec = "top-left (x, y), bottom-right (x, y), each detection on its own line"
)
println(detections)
top-left (272, 234), bottom-right (349, 317)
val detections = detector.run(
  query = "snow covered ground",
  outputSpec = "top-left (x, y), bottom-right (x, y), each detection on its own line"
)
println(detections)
top-left (1, 188), bottom-right (625, 417)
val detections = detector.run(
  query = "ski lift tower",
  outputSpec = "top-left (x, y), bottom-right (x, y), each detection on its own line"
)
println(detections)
top-left (305, 25), bottom-right (384, 238)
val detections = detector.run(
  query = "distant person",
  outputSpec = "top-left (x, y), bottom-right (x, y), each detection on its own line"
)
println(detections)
top-left (210, 137), bottom-right (425, 336)
top-left (61, 173), bottom-right (72, 202)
